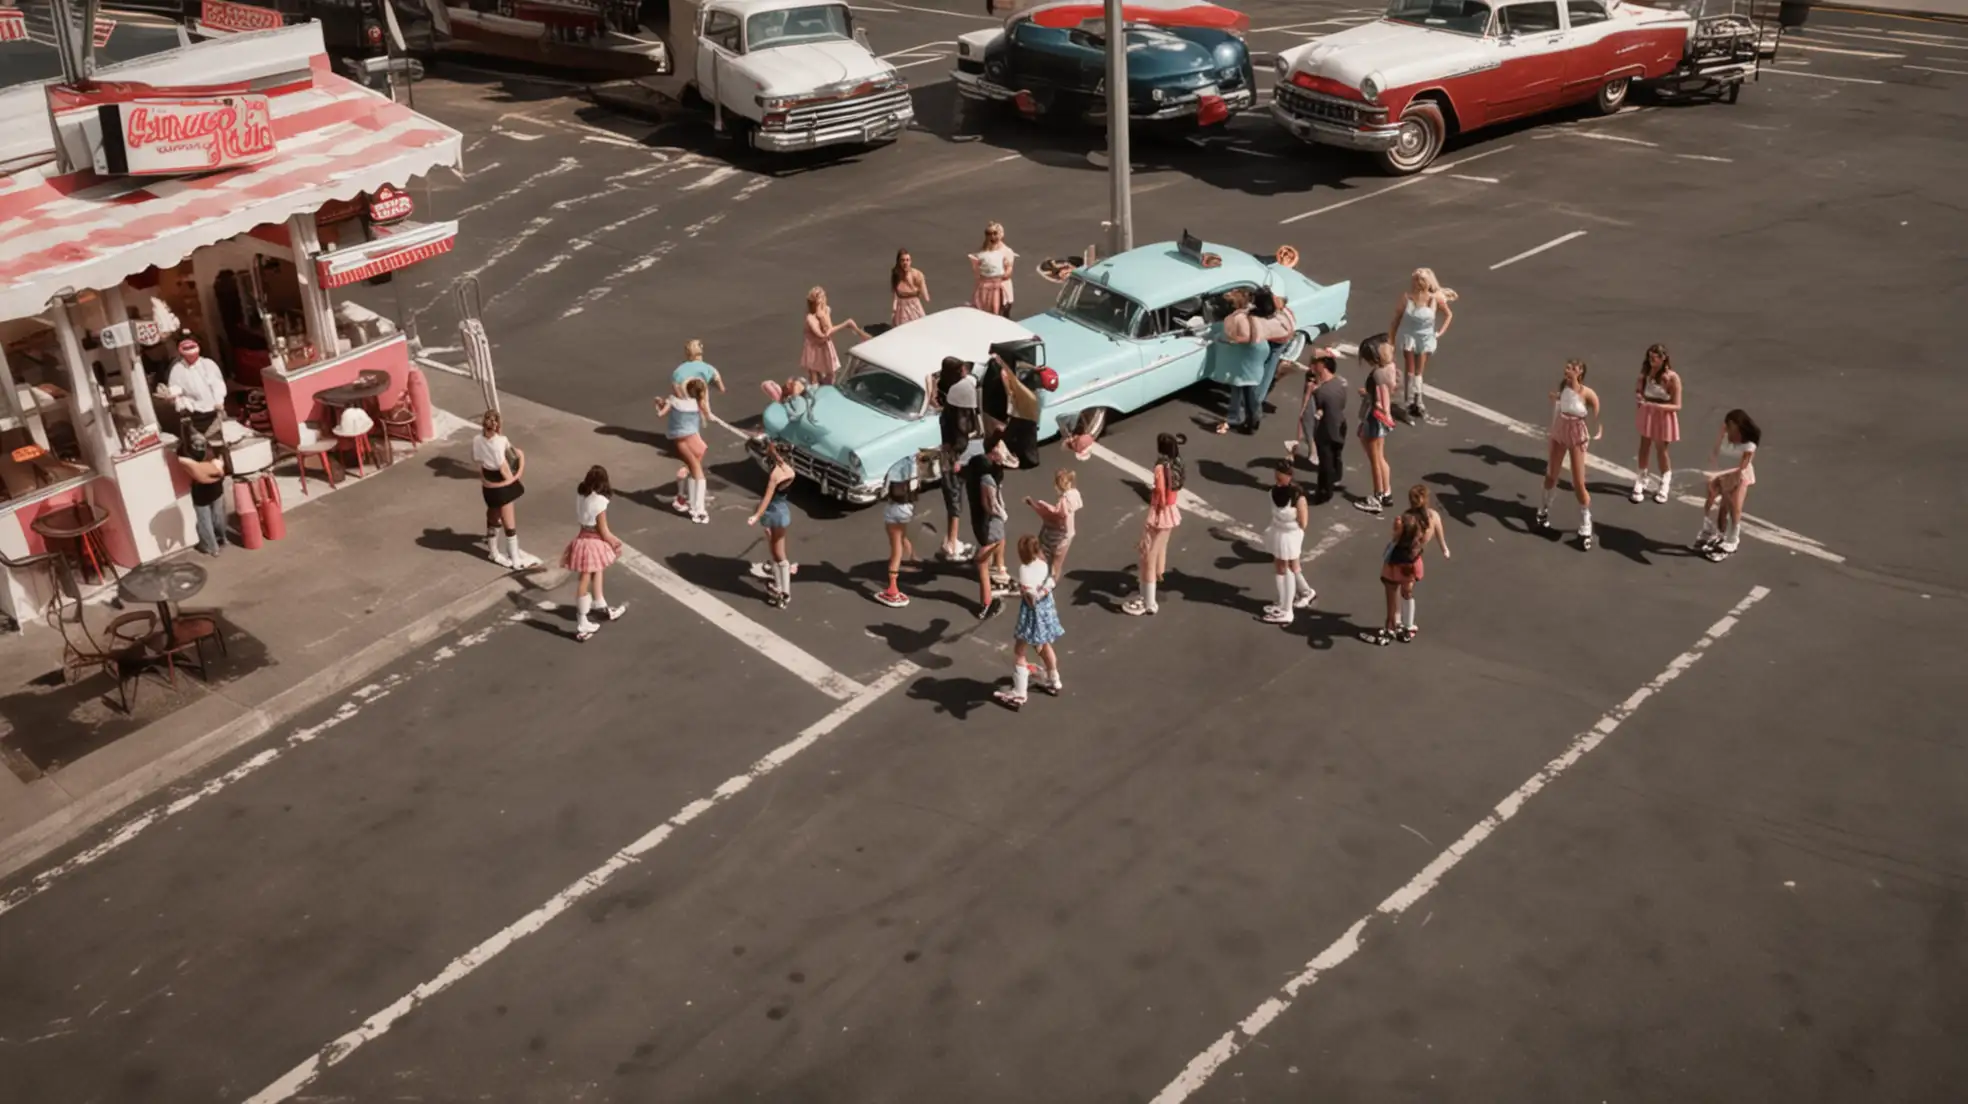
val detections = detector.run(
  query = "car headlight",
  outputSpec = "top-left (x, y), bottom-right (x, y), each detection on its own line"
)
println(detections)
top-left (1274, 55), bottom-right (1290, 78)
top-left (959, 40), bottom-right (973, 58)
top-left (846, 450), bottom-right (865, 478)
top-left (757, 93), bottom-right (795, 110)
top-left (1360, 71), bottom-right (1385, 103)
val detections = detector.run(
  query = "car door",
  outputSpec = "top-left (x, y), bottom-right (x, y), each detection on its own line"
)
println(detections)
top-left (1560, 0), bottom-right (1620, 100)
top-left (1199, 285), bottom-right (1257, 385)
top-left (1126, 294), bottom-right (1210, 409)
top-left (1490, 0), bottom-right (1570, 120)
top-left (697, 6), bottom-right (742, 110)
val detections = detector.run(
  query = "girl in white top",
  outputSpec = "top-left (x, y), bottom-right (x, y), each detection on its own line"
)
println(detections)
top-left (970, 222), bottom-right (1017, 317)
top-left (1538, 359), bottom-right (1603, 549)
top-left (1387, 267), bottom-right (1456, 421)
top-left (473, 409), bottom-right (542, 569)
top-left (1697, 409), bottom-right (1761, 561)
top-left (559, 465), bottom-right (626, 641)
top-left (1260, 460), bottom-right (1317, 626)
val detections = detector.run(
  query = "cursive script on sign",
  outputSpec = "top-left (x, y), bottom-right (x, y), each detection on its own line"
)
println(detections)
top-left (200, 0), bottom-right (285, 33)
top-left (116, 95), bottom-right (277, 173)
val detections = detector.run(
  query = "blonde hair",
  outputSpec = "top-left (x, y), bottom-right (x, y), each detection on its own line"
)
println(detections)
top-left (1411, 267), bottom-right (1458, 303)
top-left (806, 287), bottom-right (826, 313)
top-left (684, 338), bottom-right (704, 359)
top-left (1053, 468), bottom-right (1075, 492)
top-left (481, 409), bottom-right (501, 435)
top-left (981, 222), bottom-right (1005, 249)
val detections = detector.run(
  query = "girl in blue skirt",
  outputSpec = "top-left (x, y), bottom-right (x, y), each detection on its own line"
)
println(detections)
top-left (996, 534), bottom-right (1064, 710)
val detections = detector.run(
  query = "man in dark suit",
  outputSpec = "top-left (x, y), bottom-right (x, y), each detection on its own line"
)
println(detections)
top-left (1307, 351), bottom-right (1348, 503)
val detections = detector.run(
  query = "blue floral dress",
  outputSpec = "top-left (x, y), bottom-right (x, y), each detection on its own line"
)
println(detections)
top-left (1014, 561), bottom-right (1064, 646)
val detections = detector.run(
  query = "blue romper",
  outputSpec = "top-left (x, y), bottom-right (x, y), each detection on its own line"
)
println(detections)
top-left (760, 472), bottom-right (792, 529)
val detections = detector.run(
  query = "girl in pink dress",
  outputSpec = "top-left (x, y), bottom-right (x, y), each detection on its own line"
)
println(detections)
top-left (970, 222), bottom-right (1017, 317)
top-left (1631, 343), bottom-right (1682, 504)
top-left (891, 249), bottom-right (929, 328)
top-left (802, 287), bottom-right (864, 387)
top-left (1123, 433), bottom-right (1185, 616)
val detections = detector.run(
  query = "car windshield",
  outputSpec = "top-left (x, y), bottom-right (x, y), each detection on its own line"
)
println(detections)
top-left (1053, 276), bottom-right (1140, 336)
top-left (1384, 0), bottom-right (1494, 34)
top-left (836, 358), bottom-right (924, 418)
top-left (746, 4), bottom-right (853, 50)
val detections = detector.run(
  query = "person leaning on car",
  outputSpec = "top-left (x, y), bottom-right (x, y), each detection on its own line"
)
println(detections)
top-left (994, 352), bottom-right (1043, 471)
top-left (935, 358), bottom-right (985, 560)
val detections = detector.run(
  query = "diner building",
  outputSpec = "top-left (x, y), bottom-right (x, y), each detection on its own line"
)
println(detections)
top-left (0, 21), bottom-right (462, 626)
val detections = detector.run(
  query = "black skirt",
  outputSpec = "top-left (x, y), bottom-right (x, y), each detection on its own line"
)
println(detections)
top-left (481, 470), bottom-right (525, 509)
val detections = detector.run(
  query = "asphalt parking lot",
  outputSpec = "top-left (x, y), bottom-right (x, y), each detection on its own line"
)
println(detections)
top-left (4, 2), bottom-right (1966, 1101)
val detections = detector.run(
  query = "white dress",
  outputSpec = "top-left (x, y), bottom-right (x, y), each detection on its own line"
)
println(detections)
top-left (1264, 498), bottom-right (1304, 560)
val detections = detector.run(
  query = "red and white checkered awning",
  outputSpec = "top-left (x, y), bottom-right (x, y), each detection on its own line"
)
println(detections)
top-left (0, 29), bottom-right (462, 321)
top-left (315, 219), bottom-right (458, 288)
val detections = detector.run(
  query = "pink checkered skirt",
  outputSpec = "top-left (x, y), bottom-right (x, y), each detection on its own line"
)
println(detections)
top-left (1549, 412), bottom-right (1589, 449)
top-left (1636, 402), bottom-right (1680, 443)
top-left (972, 276), bottom-right (1012, 316)
top-left (561, 529), bottom-right (617, 573)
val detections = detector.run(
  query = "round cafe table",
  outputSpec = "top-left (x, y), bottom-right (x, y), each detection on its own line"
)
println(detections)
top-left (118, 560), bottom-right (207, 640)
top-left (316, 370), bottom-right (393, 469)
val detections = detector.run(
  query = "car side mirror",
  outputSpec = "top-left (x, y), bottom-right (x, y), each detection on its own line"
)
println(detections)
top-left (1183, 316), bottom-right (1206, 336)
top-left (854, 26), bottom-right (872, 49)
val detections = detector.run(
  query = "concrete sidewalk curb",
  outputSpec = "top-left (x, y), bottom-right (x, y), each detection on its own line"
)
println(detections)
top-left (1816, 1), bottom-right (1968, 20)
top-left (0, 574), bottom-right (531, 886)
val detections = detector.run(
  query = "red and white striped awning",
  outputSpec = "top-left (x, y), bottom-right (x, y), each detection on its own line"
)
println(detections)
top-left (0, 28), bottom-right (462, 321)
top-left (315, 219), bottom-right (458, 288)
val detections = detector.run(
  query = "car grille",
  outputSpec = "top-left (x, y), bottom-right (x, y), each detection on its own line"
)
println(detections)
top-left (782, 443), bottom-right (858, 488)
top-left (1274, 82), bottom-right (1365, 126)
top-left (778, 89), bottom-right (914, 131)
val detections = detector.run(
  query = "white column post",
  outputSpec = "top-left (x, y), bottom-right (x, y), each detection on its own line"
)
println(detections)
top-left (50, 296), bottom-right (117, 474)
top-left (287, 212), bottom-right (338, 356)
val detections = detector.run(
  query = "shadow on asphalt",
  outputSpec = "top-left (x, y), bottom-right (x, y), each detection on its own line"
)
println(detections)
top-left (424, 454), bottom-right (481, 481)
top-left (417, 527), bottom-right (490, 557)
top-left (905, 672), bottom-right (998, 719)
top-left (863, 618), bottom-right (956, 670)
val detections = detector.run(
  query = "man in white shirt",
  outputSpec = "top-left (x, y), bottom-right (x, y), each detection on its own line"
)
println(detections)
top-left (163, 337), bottom-right (228, 438)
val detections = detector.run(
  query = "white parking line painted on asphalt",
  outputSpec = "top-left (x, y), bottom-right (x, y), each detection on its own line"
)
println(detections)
top-left (615, 547), bottom-right (864, 700)
top-left (1448, 174), bottom-right (1499, 183)
top-left (1780, 40), bottom-right (1905, 58)
top-left (0, 621), bottom-right (516, 919)
top-left (683, 166), bottom-right (741, 191)
top-left (244, 661), bottom-right (917, 1104)
top-left (1805, 26), bottom-right (1968, 49)
top-left (880, 38), bottom-right (955, 58)
top-left (1084, 442), bottom-right (1352, 563)
top-left (1556, 129), bottom-right (1659, 147)
top-left (1418, 386), bottom-right (1844, 563)
top-left (1489, 230), bottom-right (1587, 271)
top-left (1906, 63), bottom-right (1968, 74)
top-left (1418, 143), bottom-right (1517, 175)
top-left (1762, 68), bottom-right (1886, 84)
top-left (1676, 153), bottom-right (1735, 163)
top-left (454, 157), bottom-right (580, 219)
top-left (1148, 585), bottom-right (1772, 1104)
top-left (489, 126), bottom-right (543, 141)
top-left (1281, 177), bottom-right (1427, 224)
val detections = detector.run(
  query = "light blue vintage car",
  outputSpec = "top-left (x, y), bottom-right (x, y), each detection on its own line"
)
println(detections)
top-left (753, 238), bottom-right (1350, 503)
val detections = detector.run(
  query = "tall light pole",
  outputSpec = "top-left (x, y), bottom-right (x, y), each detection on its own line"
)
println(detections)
top-left (1103, 0), bottom-right (1132, 256)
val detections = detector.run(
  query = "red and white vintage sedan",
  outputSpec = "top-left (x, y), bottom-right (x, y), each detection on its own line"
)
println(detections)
top-left (1272, 0), bottom-right (1748, 174)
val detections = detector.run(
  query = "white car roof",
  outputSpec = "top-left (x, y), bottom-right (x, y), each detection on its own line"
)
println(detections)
top-left (709, 0), bottom-right (847, 16)
top-left (848, 307), bottom-right (1036, 379)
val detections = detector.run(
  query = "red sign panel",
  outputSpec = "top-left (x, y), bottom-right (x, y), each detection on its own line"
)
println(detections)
top-left (199, 0), bottom-right (284, 34)
top-left (0, 10), bottom-right (24, 44)
top-left (93, 16), bottom-right (115, 46)
top-left (315, 221), bottom-right (458, 288)
top-left (366, 185), bottom-right (414, 225)
top-left (96, 95), bottom-right (279, 175)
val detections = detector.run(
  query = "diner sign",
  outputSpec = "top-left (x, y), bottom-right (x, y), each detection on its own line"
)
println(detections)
top-left (366, 185), bottom-right (414, 225)
top-left (198, 0), bottom-right (285, 34)
top-left (95, 94), bottom-right (279, 175)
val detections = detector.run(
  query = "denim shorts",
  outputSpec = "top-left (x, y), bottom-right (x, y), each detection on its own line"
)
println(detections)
top-left (884, 501), bottom-right (914, 526)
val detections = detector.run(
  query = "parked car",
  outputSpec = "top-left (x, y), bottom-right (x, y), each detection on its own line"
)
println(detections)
top-left (953, 0), bottom-right (1257, 129)
top-left (753, 238), bottom-right (1351, 503)
top-left (1271, 0), bottom-right (1726, 174)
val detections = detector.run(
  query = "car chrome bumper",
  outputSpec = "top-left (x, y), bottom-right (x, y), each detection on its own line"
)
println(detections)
top-left (956, 70), bottom-right (1254, 121)
top-left (746, 436), bottom-right (884, 503)
top-left (754, 106), bottom-right (914, 152)
top-left (1270, 102), bottom-right (1403, 151)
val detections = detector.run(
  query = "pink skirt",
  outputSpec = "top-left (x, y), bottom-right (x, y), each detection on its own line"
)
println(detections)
top-left (670, 433), bottom-right (707, 466)
top-left (1636, 402), bottom-right (1680, 443)
top-left (562, 529), bottom-right (617, 573)
top-left (972, 277), bottom-right (1012, 316)
top-left (892, 295), bottom-right (926, 328)
top-left (1549, 412), bottom-right (1589, 449)
top-left (801, 335), bottom-right (839, 382)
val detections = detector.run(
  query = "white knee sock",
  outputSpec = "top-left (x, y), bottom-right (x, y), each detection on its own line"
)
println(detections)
top-left (1011, 661), bottom-right (1029, 698)
top-left (1404, 372), bottom-right (1417, 406)
top-left (1143, 579), bottom-right (1157, 610)
top-left (1412, 374), bottom-right (1425, 404)
top-left (1293, 568), bottom-right (1314, 599)
top-left (774, 560), bottom-right (791, 595)
top-left (1580, 507), bottom-right (1593, 533)
top-left (1274, 572), bottom-right (1293, 612)
top-left (1697, 508), bottom-right (1719, 541)
top-left (690, 477), bottom-right (706, 515)
top-left (1658, 470), bottom-right (1671, 497)
top-left (1401, 597), bottom-right (1416, 629)
top-left (505, 532), bottom-right (522, 563)
top-left (1724, 517), bottom-right (1742, 545)
top-left (576, 593), bottom-right (594, 630)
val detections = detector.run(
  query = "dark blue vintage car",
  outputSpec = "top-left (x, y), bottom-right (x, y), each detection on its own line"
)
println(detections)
top-left (952, 0), bottom-right (1256, 129)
